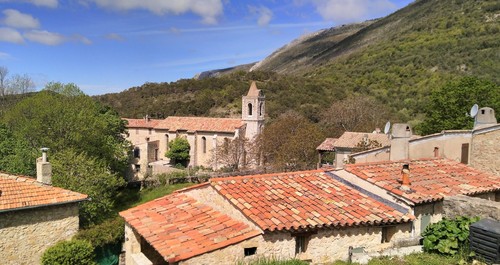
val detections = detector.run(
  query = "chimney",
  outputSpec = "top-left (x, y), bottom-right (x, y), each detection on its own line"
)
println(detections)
top-left (474, 107), bottom-right (497, 130)
top-left (400, 164), bottom-right (411, 191)
top-left (36, 147), bottom-right (52, 185)
top-left (390, 123), bottom-right (412, 161)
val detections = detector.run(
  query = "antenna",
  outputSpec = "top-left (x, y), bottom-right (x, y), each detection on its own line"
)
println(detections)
top-left (384, 121), bottom-right (391, 134)
top-left (470, 104), bottom-right (479, 118)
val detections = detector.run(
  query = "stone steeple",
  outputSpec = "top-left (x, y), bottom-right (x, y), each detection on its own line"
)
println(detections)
top-left (242, 81), bottom-right (265, 140)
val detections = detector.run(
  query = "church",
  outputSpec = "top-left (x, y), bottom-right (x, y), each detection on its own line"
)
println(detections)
top-left (123, 81), bottom-right (265, 180)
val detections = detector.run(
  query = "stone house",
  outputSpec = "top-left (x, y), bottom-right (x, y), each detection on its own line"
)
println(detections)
top-left (330, 158), bottom-right (500, 237)
top-left (0, 153), bottom-right (88, 265)
top-left (317, 131), bottom-right (393, 169)
top-left (120, 170), bottom-right (413, 265)
top-left (350, 107), bottom-right (499, 175)
top-left (124, 82), bottom-right (265, 180)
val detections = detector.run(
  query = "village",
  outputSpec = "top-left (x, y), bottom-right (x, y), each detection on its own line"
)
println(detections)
top-left (1, 81), bottom-right (499, 265)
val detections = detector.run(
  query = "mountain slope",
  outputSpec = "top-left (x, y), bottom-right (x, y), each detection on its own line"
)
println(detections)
top-left (96, 0), bottom-right (500, 128)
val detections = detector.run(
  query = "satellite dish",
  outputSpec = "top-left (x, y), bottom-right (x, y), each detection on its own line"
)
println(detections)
top-left (384, 121), bottom-right (391, 134)
top-left (470, 104), bottom-right (479, 118)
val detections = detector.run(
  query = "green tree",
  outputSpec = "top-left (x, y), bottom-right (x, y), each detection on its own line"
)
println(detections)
top-left (166, 137), bottom-right (190, 167)
top-left (0, 124), bottom-right (36, 175)
top-left (417, 77), bottom-right (500, 135)
top-left (258, 111), bottom-right (325, 171)
top-left (51, 149), bottom-right (125, 227)
top-left (2, 86), bottom-right (129, 174)
top-left (41, 239), bottom-right (96, 265)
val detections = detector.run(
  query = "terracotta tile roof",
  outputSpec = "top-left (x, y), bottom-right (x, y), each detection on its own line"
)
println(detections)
top-left (119, 193), bottom-right (260, 263)
top-left (0, 174), bottom-right (88, 212)
top-left (335, 132), bottom-right (391, 149)
top-left (344, 159), bottom-right (500, 205)
top-left (210, 170), bottom-right (412, 232)
top-left (155, 116), bottom-right (244, 133)
top-left (123, 118), bottom-right (161, 128)
top-left (316, 138), bottom-right (338, 151)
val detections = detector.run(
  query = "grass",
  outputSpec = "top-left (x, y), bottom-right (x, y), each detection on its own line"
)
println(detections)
top-left (331, 252), bottom-right (463, 265)
top-left (244, 258), bottom-right (308, 265)
top-left (114, 183), bottom-right (195, 213)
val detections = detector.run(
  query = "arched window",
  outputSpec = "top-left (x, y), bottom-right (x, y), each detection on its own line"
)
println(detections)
top-left (202, 136), bottom-right (207, 153)
top-left (248, 103), bottom-right (253, 116)
top-left (223, 137), bottom-right (229, 154)
top-left (165, 134), bottom-right (169, 151)
top-left (133, 147), bottom-right (140, 158)
top-left (259, 102), bottom-right (263, 116)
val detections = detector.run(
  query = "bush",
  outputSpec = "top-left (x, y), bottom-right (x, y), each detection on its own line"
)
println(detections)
top-left (422, 216), bottom-right (480, 255)
top-left (74, 216), bottom-right (125, 248)
top-left (41, 239), bottom-right (96, 265)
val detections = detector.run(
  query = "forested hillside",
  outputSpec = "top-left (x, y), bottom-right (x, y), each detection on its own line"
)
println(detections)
top-left (81, 0), bottom-right (500, 135)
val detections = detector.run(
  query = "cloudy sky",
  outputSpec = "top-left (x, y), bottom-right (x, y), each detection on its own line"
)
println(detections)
top-left (0, 0), bottom-right (412, 95)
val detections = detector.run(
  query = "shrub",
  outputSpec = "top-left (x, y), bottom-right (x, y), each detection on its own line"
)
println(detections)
top-left (422, 216), bottom-right (480, 255)
top-left (41, 239), bottom-right (96, 265)
top-left (166, 137), bottom-right (190, 166)
top-left (74, 216), bottom-right (125, 248)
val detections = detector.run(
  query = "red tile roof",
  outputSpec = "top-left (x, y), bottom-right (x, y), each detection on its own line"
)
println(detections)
top-left (123, 118), bottom-right (161, 128)
top-left (0, 174), bottom-right (88, 212)
top-left (119, 193), bottom-right (260, 263)
top-left (155, 116), bottom-right (244, 133)
top-left (334, 132), bottom-right (391, 149)
top-left (210, 170), bottom-right (412, 232)
top-left (316, 138), bottom-right (338, 151)
top-left (344, 159), bottom-right (500, 205)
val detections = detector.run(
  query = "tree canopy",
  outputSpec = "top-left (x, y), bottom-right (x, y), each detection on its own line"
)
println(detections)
top-left (258, 111), bottom-right (325, 172)
top-left (166, 137), bottom-right (190, 167)
top-left (417, 77), bottom-right (500, 135)
top-left (0, 82), bottom-right (130, 227)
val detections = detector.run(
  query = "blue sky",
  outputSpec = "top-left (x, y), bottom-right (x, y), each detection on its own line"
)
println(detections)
top-left (0, 0), bottom-right (413, 95)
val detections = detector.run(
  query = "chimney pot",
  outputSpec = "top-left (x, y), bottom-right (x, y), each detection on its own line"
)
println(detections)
top-left (401, 163), bottom-right (411, 190)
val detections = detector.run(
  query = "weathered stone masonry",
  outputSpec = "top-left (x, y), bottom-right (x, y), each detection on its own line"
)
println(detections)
top-left (0, 203), bottom-right (80, 265)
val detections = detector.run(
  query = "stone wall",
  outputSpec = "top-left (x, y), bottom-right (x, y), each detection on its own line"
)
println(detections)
top-left (443, 194), bottom-right (500, 220)
top-left (0, 203), bottom-right (80, 265)
top-left (470, 129), bottom-right (500, 175)
top-left (413, 201), bottom-right (443, 236)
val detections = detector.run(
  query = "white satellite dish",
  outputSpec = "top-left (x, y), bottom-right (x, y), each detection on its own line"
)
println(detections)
top-left (470, 104), bottom-right (479, 118)
top-left (384, 121), bottom-right (391, 134)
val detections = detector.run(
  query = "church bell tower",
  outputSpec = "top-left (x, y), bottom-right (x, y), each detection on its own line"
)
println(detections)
top-left (242, 81), bottom-right (265, 140)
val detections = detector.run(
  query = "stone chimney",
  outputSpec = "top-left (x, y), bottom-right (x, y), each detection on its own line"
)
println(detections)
top-left (36, 147), bottom-right (52, 185)
top-left (390, 123), bottom-right (412, 161)
top-left (474, 107), bottom-right (497, 130)
top-left (400, 164), bottom-right (411, 191)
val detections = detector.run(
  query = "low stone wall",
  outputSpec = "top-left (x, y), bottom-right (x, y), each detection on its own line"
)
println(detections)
top-left (0, 203), bottom-right (80, 265)
top-left (443, 194), bottom-right (500, 220)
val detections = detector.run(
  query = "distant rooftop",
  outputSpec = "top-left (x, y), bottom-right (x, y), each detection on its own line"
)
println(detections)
top-left (124, 116), bottom-right (245, 133)
top-left (334, 132), bottom-right (391, 149)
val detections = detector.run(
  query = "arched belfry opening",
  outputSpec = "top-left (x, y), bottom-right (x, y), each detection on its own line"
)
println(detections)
top-left (248, 103), bottom-right (253, 116)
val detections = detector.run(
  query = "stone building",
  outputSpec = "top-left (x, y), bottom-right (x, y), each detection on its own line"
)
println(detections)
top-left (332, 158), bottom-right (500, 237)
top-left (349, 107), bottom-right (499, 175)
top-left (0, 153), bottom-right (88, 265)
top-left (124, 82), bottom-right (265, 180)
top-left (120, 170), bottom-right (413, 265)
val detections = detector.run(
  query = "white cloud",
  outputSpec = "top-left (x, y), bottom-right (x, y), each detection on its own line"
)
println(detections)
top-left (24, 30), bottom-right (65, 45)
top-left (0, 27), bottom-right (24, 43)
top-left (105, 33), bottom-right (125, 41)
top-left (72, 34), bottom-right (92, 44)
top-left (2, 9), bottom-right (41, 29)
top-left (0, 52), bottom-right (12, 60)
top-left (249, 6), bottom-right (273, 27)
top-left (312, 0), bottom-right (397, 23)
top-left (85, 0), bottom-right (223, 24)
top-left (0, 0), bottom-right (58, 8)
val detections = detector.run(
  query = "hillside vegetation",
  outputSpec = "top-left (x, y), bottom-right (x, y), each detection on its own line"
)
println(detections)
top-left (80, 0), bottom-right (500, 134)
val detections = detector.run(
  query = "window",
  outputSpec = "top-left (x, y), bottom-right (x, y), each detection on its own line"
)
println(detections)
top-left (133, 147), bottom-right (140, 158)
top-left (202, 137), bottom-right (207, 153)
top-left (165, 134), bottom-right (169, 151)
top-left (148, 128), bottom-right (152, 135)
top-left (223, 137), bottom-right (229, 154)
top-left (461, 143), bottom-right (469, 164)
top-left (421, 214), bottom-right (431, 233)
top-left (134, 164), bottom-right (141, 172)
top-left (259, 102), bottom-right (263, 116)
top-left (248, 103), bottom-right (253, 116)
top-left (244, 247), bottom-right (257, 256)
top-left (295, 235), bottom-right (308, 254)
